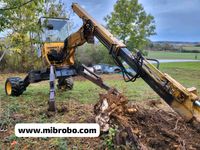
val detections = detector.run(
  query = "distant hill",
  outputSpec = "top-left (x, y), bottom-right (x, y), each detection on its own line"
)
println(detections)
top-left (147, 41), bottom-right (200, 53)
top-left (152, 41), bottom-right (199, 46)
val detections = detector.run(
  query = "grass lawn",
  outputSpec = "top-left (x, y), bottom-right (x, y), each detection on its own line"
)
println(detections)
top-left (0, 62), bottom-right (200, 108)
top-left (147, 51), bottom-right (200, 60)
top-left (0, 62), bottom-right (200, 149)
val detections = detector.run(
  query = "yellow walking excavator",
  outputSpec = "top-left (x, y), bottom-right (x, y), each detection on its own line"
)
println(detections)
top-left (5, 3), bottom-right (200, 125)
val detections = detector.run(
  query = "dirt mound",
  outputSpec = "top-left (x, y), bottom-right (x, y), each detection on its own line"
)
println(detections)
top-left (127, 105), bottom-right (200, 149)
top-left (94, 89), bottom-right (200, 149)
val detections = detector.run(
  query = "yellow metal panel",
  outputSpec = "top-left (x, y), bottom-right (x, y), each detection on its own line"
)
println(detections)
top-left (42, 42), bottom-right (75, 67)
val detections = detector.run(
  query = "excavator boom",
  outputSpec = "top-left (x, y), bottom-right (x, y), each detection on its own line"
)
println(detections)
top-left (68, 3), bottom-right (200, 122)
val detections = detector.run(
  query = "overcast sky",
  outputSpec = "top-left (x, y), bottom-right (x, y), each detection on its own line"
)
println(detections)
top-left (1, 0), bottom-right (199, 42)
top-left (64, 0), bottom-right (200, 42)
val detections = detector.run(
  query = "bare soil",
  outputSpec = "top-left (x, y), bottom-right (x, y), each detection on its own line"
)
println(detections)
top-left (124, 102), bottom-right (200, 149)
top-left (94, 90), bottom-right (200, 149)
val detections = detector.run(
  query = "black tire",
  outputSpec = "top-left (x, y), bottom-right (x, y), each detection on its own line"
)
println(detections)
top-left (57, 77), bottom-right (73, 90)
top-left (5, 77), bottom-right (26, 96)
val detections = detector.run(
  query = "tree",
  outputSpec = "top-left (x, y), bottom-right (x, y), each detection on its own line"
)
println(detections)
top-left (44, 0), bottom-right (67, 18)
top-left (0, 10), bottom-right (10, 32)
top-left (76, 43), bottom-right (114, 66)
top-left (0, 0), bottom-right (45, 71)
top-left (105, 0), bottom-right (156, 51)
top-left (0, 0), bottom-right (70, 72)
top-left (0, 0), bottom-right (44, 31)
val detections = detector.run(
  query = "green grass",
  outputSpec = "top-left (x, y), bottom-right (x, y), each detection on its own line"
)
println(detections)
top-left (147, 51), bottom-right (200, 60)
top-left (1, 62), bottom-right (200, 104)
top-left (183, 46), bottom-right (200, 51)
top-left (159, 62), bottom-right (200, 90)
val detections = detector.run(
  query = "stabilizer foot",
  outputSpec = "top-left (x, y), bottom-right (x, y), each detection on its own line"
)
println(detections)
top-left (48, 65), bottom-right (57, 112)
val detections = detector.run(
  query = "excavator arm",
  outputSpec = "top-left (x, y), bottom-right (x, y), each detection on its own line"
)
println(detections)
top-left (65, 3), bottom-right (200, 122)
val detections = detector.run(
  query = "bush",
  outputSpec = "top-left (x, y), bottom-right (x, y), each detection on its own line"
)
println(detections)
top-left (0, 49), bottom-right (43, 73)
top-left (76, 43), bottom-right (115, 66)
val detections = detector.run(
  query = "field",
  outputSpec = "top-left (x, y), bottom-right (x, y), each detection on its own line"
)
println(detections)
top-left (0, 62), bottom-right (200, 149)
top-left (147, 51), bottom-right (200, 60)
top-left (183, 46), bottom-right (200, 51)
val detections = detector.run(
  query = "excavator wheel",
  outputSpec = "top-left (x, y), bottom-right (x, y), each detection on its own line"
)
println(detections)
top-left (5, 77), bottom-right (26, 96)
top-left (57, 77), bottom-right (74, 90)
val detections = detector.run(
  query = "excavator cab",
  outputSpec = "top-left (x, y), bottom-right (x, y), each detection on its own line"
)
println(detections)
top-left (38, 17), bottom-right (70, 66)
top-left (39, 17), bottom-right (69, 43)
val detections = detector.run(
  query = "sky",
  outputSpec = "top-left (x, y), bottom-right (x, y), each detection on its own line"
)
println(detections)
top-left (63, 0), bottom-right (200, 42)
top-left (1, 0), bottom-right (199, 42)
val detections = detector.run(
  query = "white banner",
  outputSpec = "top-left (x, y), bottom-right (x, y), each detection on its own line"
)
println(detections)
top-left (15, 123), bottom-right (100, 137)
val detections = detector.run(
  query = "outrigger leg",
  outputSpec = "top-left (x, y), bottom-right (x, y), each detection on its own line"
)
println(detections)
top-left (48, 65), bottom-right (56, 111)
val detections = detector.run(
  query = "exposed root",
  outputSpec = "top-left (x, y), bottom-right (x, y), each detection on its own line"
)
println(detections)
top-left (94, 89), bottom-right (145, 149)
